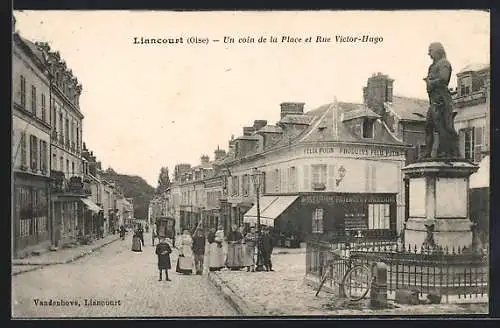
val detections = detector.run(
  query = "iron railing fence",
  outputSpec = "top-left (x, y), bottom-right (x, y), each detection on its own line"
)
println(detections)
top-left (306, 237), bottom-right (489, 303)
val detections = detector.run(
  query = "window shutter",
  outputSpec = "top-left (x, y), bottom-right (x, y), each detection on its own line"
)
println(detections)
top-left (458, 130), bottom-right (466, 158)
top-left (474, 145), bottom-right (482, 163)
top-left (39, 140), bottom-right (43, 171)
top-left (328, 164), bottom-right (335, 190)
top-left (371, 165), bottom-right (377, 192)
top-left (282, 168), bottom-right (287, 192)
top-left (364, 162), bottom-right (370, 191)
top-left (303, 165), bottom-right (309, 191)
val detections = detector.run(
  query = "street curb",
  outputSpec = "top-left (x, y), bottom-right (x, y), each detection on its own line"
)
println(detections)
top-left (12, 236), bottom-right (121, 276)
top-left (207, 272), bottom-right (262, 316)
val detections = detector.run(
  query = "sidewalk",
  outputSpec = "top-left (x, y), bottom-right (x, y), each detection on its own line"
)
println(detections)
top-left (12, 234), bottom-right (121, 276)
top-left (207, 252), bottom-right (489, 316)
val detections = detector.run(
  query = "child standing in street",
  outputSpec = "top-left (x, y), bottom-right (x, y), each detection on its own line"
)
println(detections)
top-left (155, 237), bottom-right (172, 281)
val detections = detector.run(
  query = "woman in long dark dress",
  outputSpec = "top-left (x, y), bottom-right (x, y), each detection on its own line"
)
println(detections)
top-left (226, 225), bottom-right (245, 270)
top-left (132, 230), bottom-right (142, 252)
top-left (155, 237), bottom-right (172, 281)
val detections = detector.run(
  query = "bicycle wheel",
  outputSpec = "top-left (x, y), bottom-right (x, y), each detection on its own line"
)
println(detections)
top-left (315, 268), bottom-right (330, 297)
top-left (341, 264), bottom-right (371, 301)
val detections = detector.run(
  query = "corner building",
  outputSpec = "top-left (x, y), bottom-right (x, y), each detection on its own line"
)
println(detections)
top-left (218, 100), bottom-right (409, 244)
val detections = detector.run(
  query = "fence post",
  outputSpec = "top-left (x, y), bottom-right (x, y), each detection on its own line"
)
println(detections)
top-left (370, 262), bottom-right (388, 309)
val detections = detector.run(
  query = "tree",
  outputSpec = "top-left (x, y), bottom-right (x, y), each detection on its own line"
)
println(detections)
top-left (156, 166), bottom-right (171, 194)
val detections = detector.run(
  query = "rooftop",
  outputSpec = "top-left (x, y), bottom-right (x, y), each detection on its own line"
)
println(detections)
top-left (385, 96), bottom-right (429, 122)
top-left (458, 63), bottom-right (490, 74)
top-left (256, 125), bottom-right (283, 134)
top-left (279, 114), bottom-right (314, 125)
top-left (341, 107), bottom-right (381, 122)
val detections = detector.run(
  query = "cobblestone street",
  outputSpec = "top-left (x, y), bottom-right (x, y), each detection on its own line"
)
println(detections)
top-left (12, 233), bottom-right (238, 318)
top-left (213, 252), bottom-right (489, 316)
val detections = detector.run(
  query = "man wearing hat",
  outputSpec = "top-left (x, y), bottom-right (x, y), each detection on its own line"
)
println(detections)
top-left (260, 227), bottom-right (275, 272)
top-left (155, 237), bottom-right (172, 281)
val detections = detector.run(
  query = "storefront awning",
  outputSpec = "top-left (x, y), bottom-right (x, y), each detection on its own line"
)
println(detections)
top-left (243, 195), bottom-right (299, 227)
top-left (80, 198), bottom-right (102, 213)
top-left (470, 155), bottom-right (489, 189)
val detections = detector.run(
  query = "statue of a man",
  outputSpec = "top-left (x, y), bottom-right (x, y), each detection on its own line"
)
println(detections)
top-left (422, 42), bottom-right (460, 159)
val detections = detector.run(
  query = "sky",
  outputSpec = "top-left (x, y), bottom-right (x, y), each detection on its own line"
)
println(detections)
top-left (13, 10), bottom-right (490, 187)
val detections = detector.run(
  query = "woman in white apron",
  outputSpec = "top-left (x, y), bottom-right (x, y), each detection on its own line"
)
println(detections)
top-left (208, 226), bottom-right (225, 271)
top-left (176, 230), bottom-right (194, 275)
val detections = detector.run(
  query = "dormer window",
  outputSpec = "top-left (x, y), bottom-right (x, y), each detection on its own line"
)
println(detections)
top-left (459, 75), bottom-right (472, 97)
top-left (362, 119), bottom-right (374, 138)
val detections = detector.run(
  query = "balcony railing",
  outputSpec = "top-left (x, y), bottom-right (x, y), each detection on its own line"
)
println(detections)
top-left (50, 172), bottom-right (89, 195)
top-left (59, 135), bottom-right (64, 146)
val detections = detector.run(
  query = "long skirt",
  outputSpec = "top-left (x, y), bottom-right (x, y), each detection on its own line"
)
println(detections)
top-left (176, 255), bottom-right (193, 274)
top-left (208, 243), bottom-right (225, 271)
top-left (131, 236), bottom-right (142, 252)
top-left (226, 243), bottom-right (245, 269)
top-left (243, 244), bottom-right (255, 267)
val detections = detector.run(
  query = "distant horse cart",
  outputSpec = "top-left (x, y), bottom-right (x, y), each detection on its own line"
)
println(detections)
top-left (155, 216), bottom-right (176, 246)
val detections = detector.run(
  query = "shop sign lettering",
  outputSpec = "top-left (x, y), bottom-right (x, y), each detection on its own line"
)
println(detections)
top-left (301, 194), bottom-right (395, 204)
top-left (303, 146), bottom-right (402, 157)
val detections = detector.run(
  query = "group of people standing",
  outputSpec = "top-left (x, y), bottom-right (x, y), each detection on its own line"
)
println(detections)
top-left (130, 223), bottom-right (276, 282)
top-left (208, 224), bottom-right (275, 272)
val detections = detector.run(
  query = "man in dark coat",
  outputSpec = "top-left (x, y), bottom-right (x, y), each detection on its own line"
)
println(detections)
top-left (260, 227), bottom-right (275, 272)
top-left (192, 229), bottom-right (206, 275)
top-left (155, 237), bottom-right (172, 281)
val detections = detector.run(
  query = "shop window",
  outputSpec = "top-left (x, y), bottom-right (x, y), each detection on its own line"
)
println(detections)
top-left (362, 119), bottom-right (374, 138)
top-left (368, 204), bottom-right (390, 229)
top-left (312, 208), bottom-right (324, 234)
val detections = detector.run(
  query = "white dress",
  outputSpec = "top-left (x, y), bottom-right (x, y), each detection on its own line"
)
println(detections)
top-left (177, 235), bottom-right (194, 273)
top-left (208, 230), bottom-right (225, 270)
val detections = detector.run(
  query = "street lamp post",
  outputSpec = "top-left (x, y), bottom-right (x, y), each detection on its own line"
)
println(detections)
top-left (251, 168), bottom-right (265, 271)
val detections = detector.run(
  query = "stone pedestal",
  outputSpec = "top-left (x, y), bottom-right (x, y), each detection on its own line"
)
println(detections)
top-left (402, 159), bottom-right (478, 251)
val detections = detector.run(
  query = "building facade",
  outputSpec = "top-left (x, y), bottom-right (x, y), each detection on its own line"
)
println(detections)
top-left (218, 100), bottom-right (409, 244)
top-left (452, 63), bottom-right (490, 247)
top-left (12, 29), bottom-right (52, 257)
top-left (168, 150), bottom-right (227, 235)
top-left (453, 63), bottom-right (490, 164)
top-left (28, 40), bottom-right (89, 248)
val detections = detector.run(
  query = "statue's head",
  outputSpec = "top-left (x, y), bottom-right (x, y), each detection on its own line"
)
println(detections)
top-left (428, 42), bottom-right (446, 61)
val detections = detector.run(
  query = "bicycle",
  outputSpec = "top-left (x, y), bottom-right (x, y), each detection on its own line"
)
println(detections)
top-left (315, 256), bottom-right (373, 301)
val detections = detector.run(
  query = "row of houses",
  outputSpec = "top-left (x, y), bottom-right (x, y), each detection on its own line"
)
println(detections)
top-left (156, 66), bottom-right (490, 246)
top-left (12, 19), bottom-right (134, 258)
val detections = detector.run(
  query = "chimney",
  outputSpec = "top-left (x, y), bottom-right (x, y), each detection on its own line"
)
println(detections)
top-left (214, 146), bottom-right (226, 161)
top-left (200, 155), bottom-right (210, 164)
top-left (253, 120), bottom-right (267, 131)
top-left (280, 102), bottom-right (305, 119)
top-left (243, 126), bottom-right (255, 136)
top-left (363, 72), bottom-right (394, 116)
